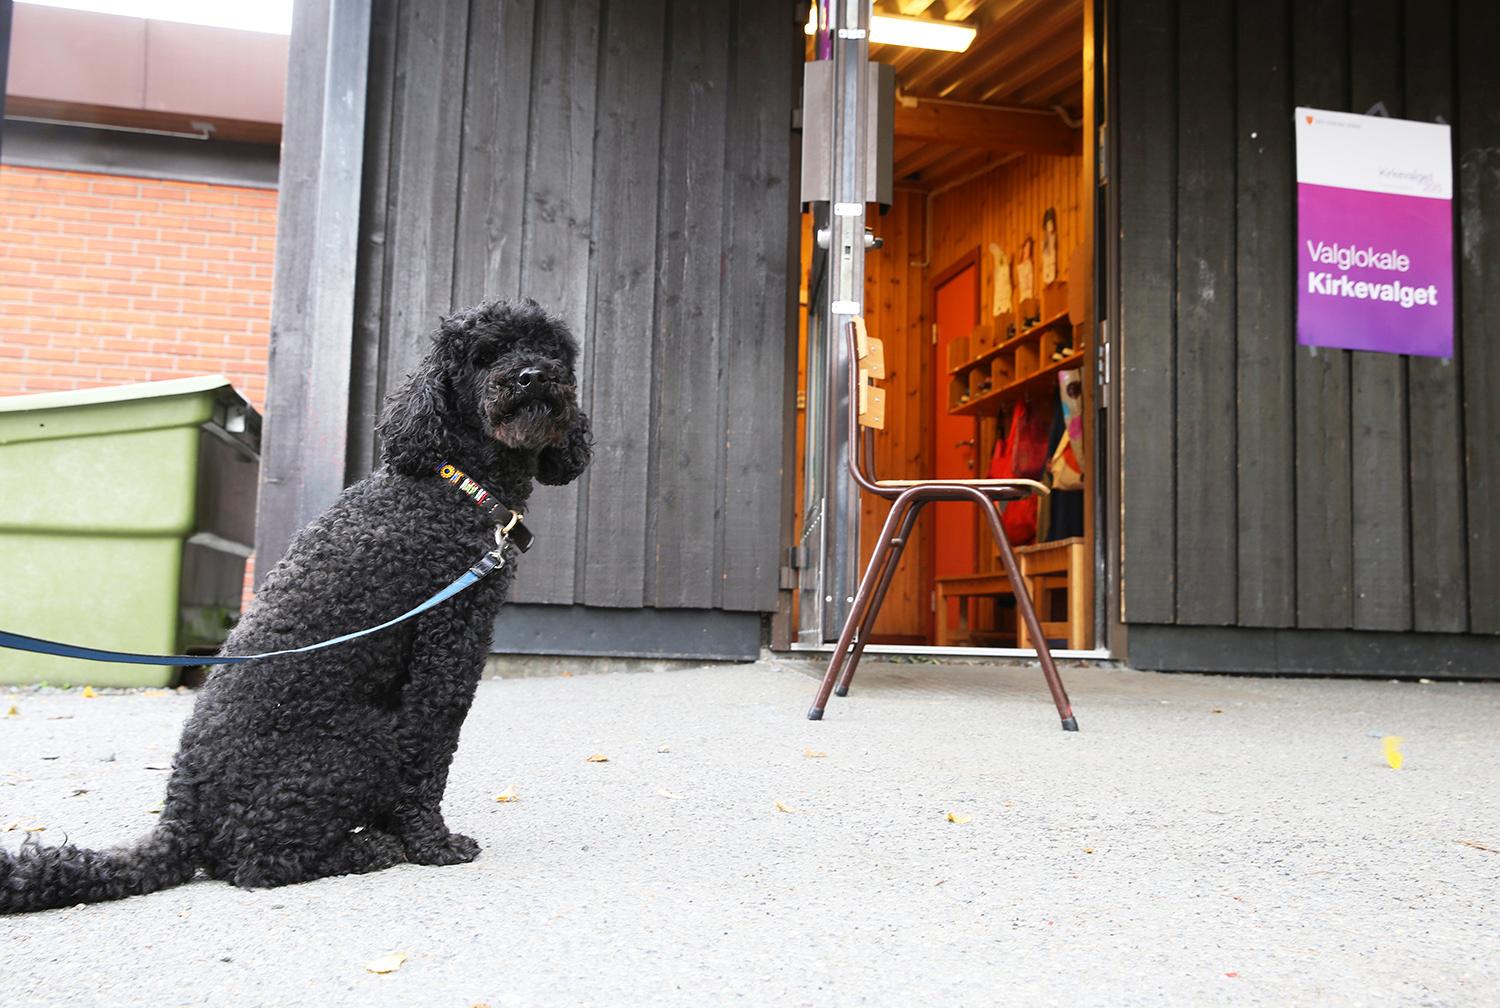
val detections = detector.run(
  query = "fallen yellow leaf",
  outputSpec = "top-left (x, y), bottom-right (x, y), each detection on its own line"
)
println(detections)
top-left (802, 748), bottom-right (828, 758)
top-left (585, 753), bottom-right (609, 763)
top-left (655, 788), bottom-right (685, 800)
top-left (23, 824), bottom-right (45, 833)
top-left (1083, 847), bottom-right (1095, 854)
top-left (494, 786), bottom-right (518, 803)
top-left (147, 803), bottom-right (164, 815)
top-left (5, 705), bottom-right (17, 717)
top-left (946, 812), bottom-right (971, 824)
top-left (2, 821), bottom-right (18, 832)
top-left (81, 686), bottom-right (96, 698)
top-left (364, 952), bottom-right (408, 974)
top-left (774, 799), bottom-right (795, 813)
top-left (1382, 735), bottom-right (1405, 770)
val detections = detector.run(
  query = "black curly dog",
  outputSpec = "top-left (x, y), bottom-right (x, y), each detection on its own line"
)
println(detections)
top-left (0, 299), bottom-right (591, 913)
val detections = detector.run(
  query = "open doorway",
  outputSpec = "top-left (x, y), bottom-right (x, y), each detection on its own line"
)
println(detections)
top-left (792, 0), bottom-right (1103, 655)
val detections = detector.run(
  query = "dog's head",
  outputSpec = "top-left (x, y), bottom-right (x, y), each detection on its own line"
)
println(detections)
top-left (377, 299), bottom-right (592, 485)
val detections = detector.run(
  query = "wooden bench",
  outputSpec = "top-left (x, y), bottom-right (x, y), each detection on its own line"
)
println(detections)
top-left (935, 537), bottom-right (1088, 649)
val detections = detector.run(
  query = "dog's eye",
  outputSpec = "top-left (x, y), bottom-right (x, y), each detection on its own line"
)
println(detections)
top-left (470, 346), bottom-right (499, 368)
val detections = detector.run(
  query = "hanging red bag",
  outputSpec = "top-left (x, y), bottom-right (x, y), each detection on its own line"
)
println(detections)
top-left (986, 398), bottom-right (1053, 545)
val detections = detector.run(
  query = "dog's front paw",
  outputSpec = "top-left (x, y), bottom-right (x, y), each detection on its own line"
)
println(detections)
top-left (404, 832), bottom-right (481, 866)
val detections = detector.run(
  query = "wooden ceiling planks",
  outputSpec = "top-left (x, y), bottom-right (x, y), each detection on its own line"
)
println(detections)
top-left (873, 0), bottom-right (1083, 190)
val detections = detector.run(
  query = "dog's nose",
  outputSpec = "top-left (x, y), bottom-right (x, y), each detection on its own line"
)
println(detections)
top-left (516, 367), bottom-right (543, 388)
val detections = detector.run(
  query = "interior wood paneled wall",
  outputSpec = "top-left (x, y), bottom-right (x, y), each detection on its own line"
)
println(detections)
top-left (931, 153), bottom-right (1085, 582)
top-left (854, 152), bottom-right (1083, 639)
top-left (858, 192), bottom-right (928, 639)
top-left (1116, 0), bottom-right (1500, 635)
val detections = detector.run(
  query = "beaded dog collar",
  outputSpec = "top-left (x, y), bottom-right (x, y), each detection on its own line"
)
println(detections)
top-left (437, 462), bottom-right (535, 553)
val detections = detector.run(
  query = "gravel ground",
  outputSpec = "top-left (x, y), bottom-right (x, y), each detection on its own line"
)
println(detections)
top-left (2, 659), bottom-right (1497, 1008)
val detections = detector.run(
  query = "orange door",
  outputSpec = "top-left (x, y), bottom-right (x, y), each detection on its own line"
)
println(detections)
top-left (933, 265), bottom-right (979, 582)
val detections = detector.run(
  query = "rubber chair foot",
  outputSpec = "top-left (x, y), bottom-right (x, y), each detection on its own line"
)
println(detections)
top-left (833, 685), bottom-right (848, 698)
top-left (1061, 715), bottom-right (1079, 732)
top-left (807, 707), bottom-right (824, 721)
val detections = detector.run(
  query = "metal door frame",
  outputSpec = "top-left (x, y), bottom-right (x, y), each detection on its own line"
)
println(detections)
top-left (796, 0), bottom-right (871, 644)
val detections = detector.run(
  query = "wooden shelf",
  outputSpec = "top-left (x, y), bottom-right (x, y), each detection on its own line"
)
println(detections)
top-left (947, 310), bottom-right (1073, 376)
top-left (949, 350), bottom-right (1086, 416)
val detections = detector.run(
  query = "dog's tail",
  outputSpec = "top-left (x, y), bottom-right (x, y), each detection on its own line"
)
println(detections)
top-left (0, 819), bottom-right (197, 914)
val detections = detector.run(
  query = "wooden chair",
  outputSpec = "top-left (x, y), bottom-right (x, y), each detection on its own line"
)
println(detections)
top-left (806, 318), bottom-right (1078, 731)
top-left (1016, 536), bottom-right (1090, 650)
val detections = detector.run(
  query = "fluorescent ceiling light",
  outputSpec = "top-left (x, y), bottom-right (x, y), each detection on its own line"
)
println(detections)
top-left (805, 9), bottom-right (977, 53)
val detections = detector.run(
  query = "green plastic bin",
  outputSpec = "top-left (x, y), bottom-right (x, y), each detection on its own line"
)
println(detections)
top-left (0, 376), bottom-right (261, 687)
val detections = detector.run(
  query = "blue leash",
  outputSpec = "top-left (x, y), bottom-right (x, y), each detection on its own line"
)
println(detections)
top-left (0, 550), bottom-right (502, 667)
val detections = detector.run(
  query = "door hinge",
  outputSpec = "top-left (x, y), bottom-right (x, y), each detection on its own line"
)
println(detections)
top-left (1097, 319), bottom-right (1111, 410)
top-left (931, 323), bottom-right (938, 346)
top-left (1097, 123), bottom-right (1108, 186)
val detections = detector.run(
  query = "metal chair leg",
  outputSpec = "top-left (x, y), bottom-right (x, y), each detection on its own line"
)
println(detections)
top-left (835, 500), bottom-right (924, 697)
top-left (973, 490), bottom-right (1078, 731)
top-left (808, 493), bottom-right (916, 720)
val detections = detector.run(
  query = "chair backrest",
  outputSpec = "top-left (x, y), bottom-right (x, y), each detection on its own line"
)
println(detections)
top-left (845, 317), bottom-right (885, 491)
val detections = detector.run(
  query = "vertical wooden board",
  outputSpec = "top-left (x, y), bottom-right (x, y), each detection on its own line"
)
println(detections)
top-left (577, 0), bottom-right (667, 609)
top-left (1233, 0), bottom-right (1296, 627)
top-left (347, 0), bottom-right (400, 481)
top-left (256, 0), bottom-right (332, 575)
top-left (1347, 0), bottom-right (1412, 631)
top-left (378, 0), bottom-right (471, 395)
top-left (1404, 0), bottom-right (1467, 633)
top-left (1173, 0), bottom-right (1236, 625)
top-left (645, 0), bottom-right (731, 608)
top-left (1458, 0), bottom-right (1500, 632)
top-left (718, 0), bottom-right (798, 612)
top-left (509, 0), bottom-right (601, 605)
top-left (1290, 0), bottom-right (1354, 628)
top-left (450, 0), bottom-right (536, 306)
top-left (1115, 0), bottom-right (1177, 623)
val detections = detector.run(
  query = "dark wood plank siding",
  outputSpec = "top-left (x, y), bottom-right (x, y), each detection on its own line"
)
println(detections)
top-left (1116, 0), bottom-right (1498, 639)
top-left (1232, 0), bottom-right (1295, 627)
top-left (380, 0), bottom-right (470, 394)
top-left (719, 0), bottom-right (800, 613)
top-left (1403, 0), bottom-right (1467, 634)
top-left (1457, 0), bottom-right (1500, 632)
top-left (261, 0), bottom-right (801, 619)
top-left (577, 0), bottom-right (667, 609)
top-left (256, 0), bottom-right (334, 575)
top-left (1172, 0), bottom-right (1236, 625)
top-left (509, 0), bottom-right (600, 605)
top-left (1115, 0), bottom-right (1177, 624)
top-left (1289, 0), bottom-right (1354, 629)
top-left (646, 1), bottom-right (731, 609)
top-left (1347, 0), bottom-right (1412, 631)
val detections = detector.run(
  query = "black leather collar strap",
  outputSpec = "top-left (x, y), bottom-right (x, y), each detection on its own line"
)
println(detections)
top-left (436, 462), bottom-right (535, 552)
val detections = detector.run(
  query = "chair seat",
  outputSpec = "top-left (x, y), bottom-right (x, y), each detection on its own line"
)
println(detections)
top-left (874, 477), bottom-right (1049, 494)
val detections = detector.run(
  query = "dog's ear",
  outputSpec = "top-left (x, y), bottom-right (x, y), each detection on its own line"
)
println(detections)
top-left (376, 352), bottom-right (452, 474)
top-left (536, 410), bottom-right (592, 486)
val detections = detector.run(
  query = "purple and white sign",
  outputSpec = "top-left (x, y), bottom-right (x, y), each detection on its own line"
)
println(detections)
top-left (1295, 107), bottom-right (1453, 357)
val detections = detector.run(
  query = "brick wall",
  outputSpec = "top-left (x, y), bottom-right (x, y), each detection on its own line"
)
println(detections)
top-left (1, 164), bottom-right (277, 605)
top-left (0, 165), bottom-right (275, 410)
